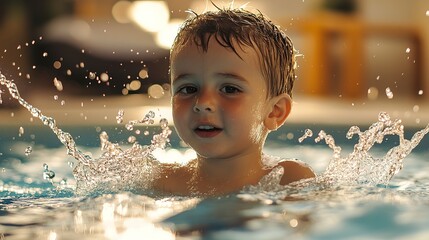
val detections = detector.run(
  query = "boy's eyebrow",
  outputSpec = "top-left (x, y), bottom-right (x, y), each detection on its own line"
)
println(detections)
top-left (172, 73), bottom-right (192, 82)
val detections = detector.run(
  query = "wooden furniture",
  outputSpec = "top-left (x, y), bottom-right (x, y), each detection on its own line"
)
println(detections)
top-left (283, 12), bottom-right (422, 98)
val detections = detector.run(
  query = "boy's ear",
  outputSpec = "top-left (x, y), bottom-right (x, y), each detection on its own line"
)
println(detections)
top-left (264, 93), bottom-right (292, 131)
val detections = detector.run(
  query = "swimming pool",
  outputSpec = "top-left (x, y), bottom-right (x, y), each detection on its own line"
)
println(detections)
top-left (1, 117), bottom-right (429, 239)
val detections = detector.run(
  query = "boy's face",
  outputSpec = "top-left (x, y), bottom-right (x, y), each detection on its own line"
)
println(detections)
top-left (170, 39), bottom-right (271, 159)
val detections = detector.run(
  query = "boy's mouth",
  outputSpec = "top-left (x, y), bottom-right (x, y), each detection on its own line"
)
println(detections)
top-left (194, 125), bottom-right (222, 138)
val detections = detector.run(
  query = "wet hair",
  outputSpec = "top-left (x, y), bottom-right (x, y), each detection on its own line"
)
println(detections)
top-left (170, 6), bottom-right (296, 98)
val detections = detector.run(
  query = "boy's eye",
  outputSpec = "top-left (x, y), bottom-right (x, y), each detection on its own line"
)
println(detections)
top-left (221, 85), bottom-right (241, 94)
top-left (177, 86), bottom-right (198, 94)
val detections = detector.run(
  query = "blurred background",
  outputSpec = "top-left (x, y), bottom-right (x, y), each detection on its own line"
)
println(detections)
top-left (0, 0), bottom-right (428, 127)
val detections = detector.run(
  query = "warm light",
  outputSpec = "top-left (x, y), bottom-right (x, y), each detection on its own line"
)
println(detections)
top-left (112, 1), bottom-right (132, 23)
top-left (128, 1), bottom-right (170, 33)
top-left (155, 19), bottom-right (184, 49)
top-left (48, 231), bottom-right (57, 240)
top-left (53, 61), bottom-right (61, 69)
top-left (100, 73), bottom-right (109, 82)
top-left (139, 68), bottom-right (149, 79)
top-left (148, 84), bottom-right (165, 98)
top-left (129, 80), bottom-right (141, 91)
top-left (367, 87), bottom-right (379, 100)
top-left (289, 219), bottom-right (299, 228)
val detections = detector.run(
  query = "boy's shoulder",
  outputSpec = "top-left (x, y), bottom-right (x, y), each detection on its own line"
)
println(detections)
top-left (276, 159), bottom-right (315, 185)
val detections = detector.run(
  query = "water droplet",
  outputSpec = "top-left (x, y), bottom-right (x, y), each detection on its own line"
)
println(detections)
top-left (19, 126), bottom-right (24, 137)
top-left (60, 179), bottom-right (67, 186)
top-left (139, 69), bottom-right (149, 79)
top-left (89, 72), bottom-right (96, 80)
top-left (116, 109), bottom-right (124, 124)
top-left (53, 61), bottom-right (62, 69)
top-left (43, 169), bottom-right (55, 180)
top-left (125, 123), bottom-right (134, 131)
top-left (147, 111), bottom-right (155, 119)
top-left (298, 129), bottom-right (313, 143)
top-left (129, 80), bottom-right (141, 91)
top-left (43, 52), bottom-right (48, 57)
top-left (100, 73), bottom-right (109, 82)
top-left (68, 161), bottom-right (74, 168)
top-left (385, 87), bottom-right (394, 99)
top-left (148, 84), bottom-right (165, 98)
top-left (128, 136), bottom-right (137, 143)
top-left (367, 87), bottom-right (379, 100)
top-left (426, 10), bottom-right (429, 16)
top-left (413, 105), bottom-right (419, 112)
top-left (160, 118), bottom-right (169, 129)
top-left (418, 90), bottom-right (424, 95)
top-left (405, 47), bottom-right (411, 53)
top-left (25, 146), bottom-right (32, 156)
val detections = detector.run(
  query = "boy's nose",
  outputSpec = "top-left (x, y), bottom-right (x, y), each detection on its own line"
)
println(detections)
top-left (193, 105), bottom-right (213, 112)
top-left (193, 91), bottom-right (215, 113)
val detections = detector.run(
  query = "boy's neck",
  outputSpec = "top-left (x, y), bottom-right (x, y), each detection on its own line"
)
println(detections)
top-left (191, 151), bottom-right (269, 195)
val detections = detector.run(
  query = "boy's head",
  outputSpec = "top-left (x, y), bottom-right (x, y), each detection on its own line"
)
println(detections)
top-left (170, 7), bottom-right (296, 98)
top-left (168, 7), bottom-right (296, 160)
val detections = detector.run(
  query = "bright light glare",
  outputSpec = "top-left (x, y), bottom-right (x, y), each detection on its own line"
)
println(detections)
top-left (156, 19), bottom-right (184, 49)
top-left (129, 1), bottom-right (170, 32)
top-left (101, 202), bottom-right (175, 240)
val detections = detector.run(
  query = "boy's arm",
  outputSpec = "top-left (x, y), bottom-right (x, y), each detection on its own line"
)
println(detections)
top-left (277, 160), bottom-right (316, 185)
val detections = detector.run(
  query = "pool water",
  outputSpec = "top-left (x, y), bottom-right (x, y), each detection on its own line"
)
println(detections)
top-left (1, 122), bottom-right (429, 240)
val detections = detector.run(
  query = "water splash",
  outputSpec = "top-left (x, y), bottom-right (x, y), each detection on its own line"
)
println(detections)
top-left (0, 72), bottom-right (172, 195)
top-left (317, 112), bottom-right (429, 186)
top-left (0, 73), bottom-right (93, 167)
top-left (125, 110), bottom-right (155, 131)
top-left (298, 129), bottom-right (313, 143)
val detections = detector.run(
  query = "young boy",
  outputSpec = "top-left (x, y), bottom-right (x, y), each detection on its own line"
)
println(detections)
top-left (153, 7), bottom-right (315, 196)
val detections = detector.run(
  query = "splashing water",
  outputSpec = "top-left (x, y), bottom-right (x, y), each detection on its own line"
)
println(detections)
top-left (0, 72), bottom-right (172, 195)
top-left (1, 71), bottom-right (428, 196)
top-left (307, 112), bottom-right (429, 187)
